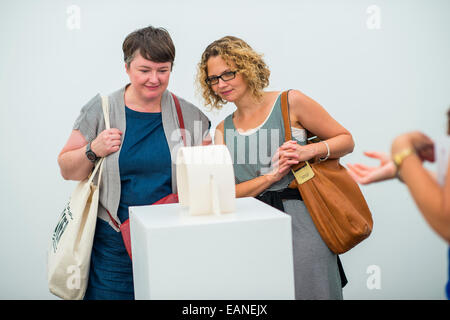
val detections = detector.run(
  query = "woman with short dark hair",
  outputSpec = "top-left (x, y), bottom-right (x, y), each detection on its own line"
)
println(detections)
top-left (58, 26), bottom-right (211, 299)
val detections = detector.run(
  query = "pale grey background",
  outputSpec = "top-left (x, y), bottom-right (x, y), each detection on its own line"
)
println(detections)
top-left (0, 0), bottom-right (449, 299)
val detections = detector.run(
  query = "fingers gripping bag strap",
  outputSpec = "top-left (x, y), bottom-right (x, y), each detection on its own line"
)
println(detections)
top-left (94, 96), bottom-right (111, 186)
top-left (85, 96), bottom-right (109, 186)
top-left (102, 94), bottom-right (121, 229)
top-left (89, 96), bottom-right (110, 187)
top-left (280, 91), bottom-right (309, 187)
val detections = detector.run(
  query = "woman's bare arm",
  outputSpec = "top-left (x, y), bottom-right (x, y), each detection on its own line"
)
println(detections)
top-left (288, 90), bottom-right (355, 161)
top-left (392, 133), bottom-right (450, 243)
top-left (58, 128), bottom-right (122, 181)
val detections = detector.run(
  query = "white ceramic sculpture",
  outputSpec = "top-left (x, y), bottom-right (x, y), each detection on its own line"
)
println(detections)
top-left (176, 145), bottom-right (236, 216)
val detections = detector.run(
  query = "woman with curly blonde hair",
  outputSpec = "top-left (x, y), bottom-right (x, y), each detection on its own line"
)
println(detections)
top-left (197, 36), bottom-right (355, 299)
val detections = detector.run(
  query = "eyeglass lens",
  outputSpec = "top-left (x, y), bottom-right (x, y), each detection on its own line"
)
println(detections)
top-left (207, 71), bottom-right (236, 85)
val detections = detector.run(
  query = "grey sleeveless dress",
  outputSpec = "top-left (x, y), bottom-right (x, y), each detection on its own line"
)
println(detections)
top-left (223, 94), bottom-right (343, 300)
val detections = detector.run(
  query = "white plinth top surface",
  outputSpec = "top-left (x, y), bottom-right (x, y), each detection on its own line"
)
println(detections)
top-left (130, 197), bottom-right (286, 228)
top-left (129, 197), bottom-right (295, 300)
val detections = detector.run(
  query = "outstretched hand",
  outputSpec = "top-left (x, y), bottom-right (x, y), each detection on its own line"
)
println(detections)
top-left (346, 151), bottom-right (397, 185)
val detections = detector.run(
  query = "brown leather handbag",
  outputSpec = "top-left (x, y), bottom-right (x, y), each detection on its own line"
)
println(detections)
top-left (280, 90), bottom-right (373, 254)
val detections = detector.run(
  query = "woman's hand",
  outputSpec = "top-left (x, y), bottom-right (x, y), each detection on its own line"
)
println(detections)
top-left (391, 131), bottom-right (435, 163)
top-left (278, 140), bottom-right (316, 162)
top-left (266, 141), bottom-right (309, 182)
top-left (346, 151), bottom-right (397, 185)
top-left (91, 128), bottom-right (123, 157)
top-left (347, 132), bottom-right (435, 185)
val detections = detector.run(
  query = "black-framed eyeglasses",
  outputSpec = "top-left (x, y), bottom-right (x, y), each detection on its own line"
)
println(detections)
top-left (205, 70), bottom-right (237, 85)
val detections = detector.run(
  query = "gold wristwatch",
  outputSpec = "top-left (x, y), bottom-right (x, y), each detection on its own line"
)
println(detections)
top-left (392, 148), bottom-right (415, 169)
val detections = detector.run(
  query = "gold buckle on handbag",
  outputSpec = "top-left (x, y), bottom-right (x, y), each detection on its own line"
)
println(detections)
top-left (292, 161), bottom-right (315, 184)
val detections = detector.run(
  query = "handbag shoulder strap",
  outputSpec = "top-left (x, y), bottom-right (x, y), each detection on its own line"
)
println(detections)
top-left (280, 90), bottom-right (292, 142)
top-left (281, 90), bottom-right (304, 175)
top-left (280, 90), bottom-right (319, 144)
top-left (99, 95), bottom-right (117, 227)
top-left (171, 92), bottom-right (186, 147)
top-left (281, 90), bottom-right (316, 173)
top-left (91, 96), bottom-right (111, 187)
top-left (101, 96), bottom-right (111, 130)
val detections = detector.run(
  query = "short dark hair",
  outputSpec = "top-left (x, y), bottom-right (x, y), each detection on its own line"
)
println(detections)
top-left (122, 26), bottom-right (175, 69)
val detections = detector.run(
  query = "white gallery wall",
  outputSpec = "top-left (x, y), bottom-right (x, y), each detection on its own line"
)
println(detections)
top-left (0, 0), bottom-right (449, 299)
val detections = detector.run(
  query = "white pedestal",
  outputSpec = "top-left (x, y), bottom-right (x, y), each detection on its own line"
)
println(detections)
top-left (129, 197), bottom-right (295, 300)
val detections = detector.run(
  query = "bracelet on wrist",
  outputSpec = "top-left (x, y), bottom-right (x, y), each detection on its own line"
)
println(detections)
top-left (392, 147), bottom-right (415, 181)
top-left (318, 141), bottom-right (330, 162)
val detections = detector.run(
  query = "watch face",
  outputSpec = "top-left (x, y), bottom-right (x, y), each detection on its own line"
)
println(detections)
top-left (86, 151), bottom-right (97, 161)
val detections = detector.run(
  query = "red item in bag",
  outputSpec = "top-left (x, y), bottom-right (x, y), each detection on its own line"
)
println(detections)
top-left (107, 193), bottom-right (179, 260)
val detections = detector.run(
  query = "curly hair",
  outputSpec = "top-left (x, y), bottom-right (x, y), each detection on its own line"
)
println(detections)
top-left (196, 36), bottom-right (270, 110)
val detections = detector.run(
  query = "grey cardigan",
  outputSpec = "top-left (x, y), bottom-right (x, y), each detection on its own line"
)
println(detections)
top-left (73, 85), bottom-right (210, 231)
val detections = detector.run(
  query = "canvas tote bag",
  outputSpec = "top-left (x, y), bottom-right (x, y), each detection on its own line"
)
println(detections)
top-left (47, 96), bottom-right (110, 300)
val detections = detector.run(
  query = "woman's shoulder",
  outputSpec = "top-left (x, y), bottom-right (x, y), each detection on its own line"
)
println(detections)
top-left (285, 89), bottom-right (321, 113)
top-left (73, 93), bottom-right (104, 130)
top-left (72, 93), bottom-right (104, 140)
top-left (265, 90), bottom-right (282, 96)
top-left (81, 85), bottom-right (126, 115)
top-left (263, 90), bottom-right (305, 106)
top-left (286, 89), bottom-right (306, 102)
top-left (80, 93), bottom-right (102, 113)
